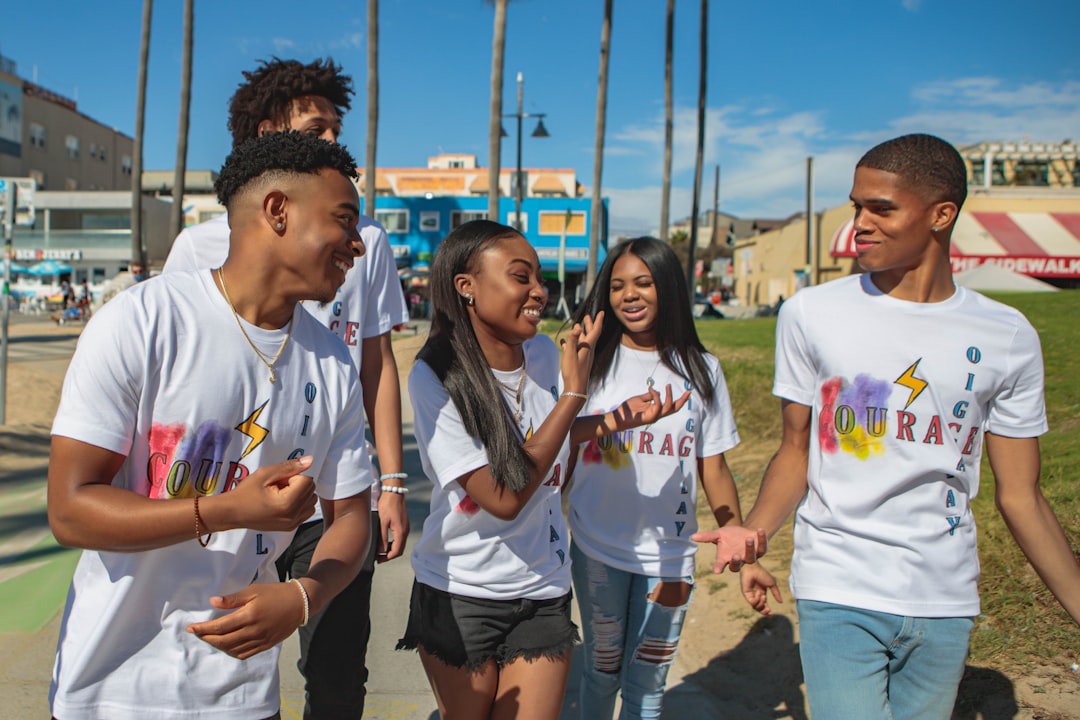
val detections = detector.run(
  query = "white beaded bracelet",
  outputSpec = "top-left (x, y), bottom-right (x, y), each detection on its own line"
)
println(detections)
top-left (289, 578), bottom-right (310, 627)
top-left (381, 485), bottom-right (409, 495)
top-left (380, 472), bottom-right (408, 481)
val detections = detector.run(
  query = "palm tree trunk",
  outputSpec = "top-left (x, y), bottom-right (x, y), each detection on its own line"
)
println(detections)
top-left (131, 0), bottom-right (152, 271)
top-left (169, 0), bottom-right (193, 240)
top-left (586, 0), bottom-right (613, 294)
top-left (660, 0), bottom-right (674, 242)
top-left (487, 0), bottom-right (509, 222)
top-left (365, 0), bottom-right (379, 220)
top-left (686, 0), bottom-right (707, 303)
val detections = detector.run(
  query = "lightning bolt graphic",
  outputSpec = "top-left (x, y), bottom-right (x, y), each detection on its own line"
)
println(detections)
top-left (894, 359), bottom-right (928, 409)
top-left (235, 400), bottom-right (271, 459)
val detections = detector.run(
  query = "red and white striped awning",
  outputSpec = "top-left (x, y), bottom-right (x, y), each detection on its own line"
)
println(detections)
top-left (830, 212), bottom-right (1080, 278)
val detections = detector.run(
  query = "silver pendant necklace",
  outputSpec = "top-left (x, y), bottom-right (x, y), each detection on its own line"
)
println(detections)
top-left (493, 354), bottom-right (527, 425)
top-left (623, 345), bottom-right (662, 388)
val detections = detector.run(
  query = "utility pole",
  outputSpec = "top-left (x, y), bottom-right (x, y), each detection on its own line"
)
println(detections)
top-left (502, 72), bottom-right (548, 232)
top-left (806, 156), bottom-right (815, 286)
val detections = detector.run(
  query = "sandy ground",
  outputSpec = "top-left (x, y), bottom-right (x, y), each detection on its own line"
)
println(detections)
top-left (2, 317), bottom-right (1077, 719)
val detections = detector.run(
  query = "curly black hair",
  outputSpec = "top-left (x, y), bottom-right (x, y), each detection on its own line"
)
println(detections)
top-left (227, 57), bottom-right (354, 148)
top-left (857, 133), bottom-right (968, 209)
top-left (214, 131), bottom-right (358, 208)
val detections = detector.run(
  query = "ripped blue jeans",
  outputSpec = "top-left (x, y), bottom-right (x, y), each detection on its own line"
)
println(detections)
top-left (570, 541), bottom-right (693, 720)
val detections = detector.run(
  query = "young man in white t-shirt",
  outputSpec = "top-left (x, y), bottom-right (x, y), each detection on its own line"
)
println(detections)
top-left (162, 58), bottom-right (409, 719)
top-left (47, 131), bottom-right (374, 720)
top-left (693, 133), bottom-right (1080, 719)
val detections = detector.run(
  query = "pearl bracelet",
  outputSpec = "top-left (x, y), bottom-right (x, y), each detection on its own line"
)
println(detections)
top-left (289, 578), bottom-right (310, 627)
top-left (381, 484), bottom-right (409, 495)
top-left (380, 472), bottom-right (408, 481)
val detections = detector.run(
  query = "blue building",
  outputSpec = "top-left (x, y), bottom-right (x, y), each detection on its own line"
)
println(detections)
top-left (362, 194), bottom-right (607, 315)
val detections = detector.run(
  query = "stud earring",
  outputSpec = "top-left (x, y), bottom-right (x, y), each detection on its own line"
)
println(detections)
top-left (463, 293), bottom-right (474, 306)
top-left (931, 226), bottom-right (940, 232)
top-left (276, 222), bottom-right (284, 230)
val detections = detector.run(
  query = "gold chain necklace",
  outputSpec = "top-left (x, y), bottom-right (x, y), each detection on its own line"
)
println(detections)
top-left (217, 267), bottom-right (294, 384)
top-left (493, 354), bottom-right (527, 425)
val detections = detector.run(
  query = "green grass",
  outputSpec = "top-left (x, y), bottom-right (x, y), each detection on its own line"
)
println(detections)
top-left (692, 292), bottom-right (1080, 670)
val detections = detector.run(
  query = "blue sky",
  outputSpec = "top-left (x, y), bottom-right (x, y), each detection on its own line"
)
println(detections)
top-left (2, 0), bottom-right (1078, 235)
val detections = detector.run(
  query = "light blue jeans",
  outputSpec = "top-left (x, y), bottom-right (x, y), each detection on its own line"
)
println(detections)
top-left (797, 599), bottom-right (975, 720)
top-left (570, 542), bottom-right (693, 720)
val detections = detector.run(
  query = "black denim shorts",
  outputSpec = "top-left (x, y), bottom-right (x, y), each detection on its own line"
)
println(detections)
top-left (396, 580), bottom-right (579, 671)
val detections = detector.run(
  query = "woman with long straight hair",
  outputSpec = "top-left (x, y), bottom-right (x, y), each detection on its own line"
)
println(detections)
top-left (566, 237), bottom-right (779, 719)
top-left (398, 221), bottom-right (686, 720)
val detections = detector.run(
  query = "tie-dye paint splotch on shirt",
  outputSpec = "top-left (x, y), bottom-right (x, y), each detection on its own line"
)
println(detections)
top-left (818, 374), bottom-right (891, 460)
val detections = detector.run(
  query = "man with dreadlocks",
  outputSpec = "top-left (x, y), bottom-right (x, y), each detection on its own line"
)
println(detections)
top-left (164, 58), bottom-right (409, 719)
top-left (48, 131), bottom-right (373, 720)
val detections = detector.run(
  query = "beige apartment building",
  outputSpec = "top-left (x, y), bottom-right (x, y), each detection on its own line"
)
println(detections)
top-left (0, 53), bottom-right (133, 193)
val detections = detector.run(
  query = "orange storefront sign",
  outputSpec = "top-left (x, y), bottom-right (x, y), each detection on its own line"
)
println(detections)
top-left (396, 176), bottom-right (466, 192)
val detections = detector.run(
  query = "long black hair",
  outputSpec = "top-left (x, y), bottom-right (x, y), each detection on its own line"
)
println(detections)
top-left (573, 237), bottom-right (715, 404)
top-left (417, 220), bottom-right (535, 492)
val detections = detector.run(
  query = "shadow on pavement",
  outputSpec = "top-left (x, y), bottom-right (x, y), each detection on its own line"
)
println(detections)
top-left (668, 614), bottom-right (806, 719)
top-left (952, 665), bottom-right (1020, 719)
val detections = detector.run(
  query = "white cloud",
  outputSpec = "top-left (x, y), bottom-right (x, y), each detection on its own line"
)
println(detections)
top-left (272, 37), bottom-right (296, 54)
top-left (912, 77), bottom-right (1080, 109)
top-left (603, 76), bottom-right (1080, 230)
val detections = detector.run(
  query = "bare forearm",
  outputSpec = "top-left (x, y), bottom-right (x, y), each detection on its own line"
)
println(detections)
top-left (49, 484), bottom-right (205, 551)
top-left (301, 498), bottom-right (371, 615)
top-left (471, 395), bottom-right (587, 519)
top-left (570, 412), bottom-right (619, 445)
top-left (361, 334), bottom-right (404, 475)
top-left (700, 456), bottom-right (742, 528)
top-left (998, 490), bottom-right (1080, 623)
top-left (986, 433), bottom-right (1080, 623)
top-left (522, 395), bottom-right (587, 482)
top-left (742, 448), bottom-right (808, 537)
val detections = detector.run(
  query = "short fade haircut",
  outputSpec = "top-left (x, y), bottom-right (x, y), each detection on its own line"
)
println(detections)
top-left (857, 133), bottom-right (968, 209)
top-left (214, 131), bottom-right (358, 209)
top-left (227, 57), bottom-right (354, 148)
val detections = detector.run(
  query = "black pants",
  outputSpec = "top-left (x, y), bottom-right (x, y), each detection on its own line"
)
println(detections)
top-left (277, 512), bottom-right (378, 720)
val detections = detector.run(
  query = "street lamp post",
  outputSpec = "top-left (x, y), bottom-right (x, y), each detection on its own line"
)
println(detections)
top-left (502, 72), bottom-right (548, 231)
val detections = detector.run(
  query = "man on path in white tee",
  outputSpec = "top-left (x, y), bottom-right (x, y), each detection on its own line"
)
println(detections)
top-left (163, 57), bottom-right (409, 719)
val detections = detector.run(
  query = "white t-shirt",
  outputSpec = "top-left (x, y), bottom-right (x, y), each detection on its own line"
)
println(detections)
top-left (408, 336), bottom-right (572, 600)
top-left (775, 273), bottom-right (1047, 618)
top-left (568, 346), bottom-right (740, 576)
top-left (164, 212), bottom-right (407, 512)
top-left (49, 270), bottom-right (373, 720)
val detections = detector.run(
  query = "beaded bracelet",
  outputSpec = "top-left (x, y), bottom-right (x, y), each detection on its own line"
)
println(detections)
top-left (380, 472), bottom-right (408, 481)
top-left (381, 485), bottom-right (409, 495)
top-left (194, 495), bottom-right (212, 547)
top-left (290, 578), bottom-right (310, 626)
top-left (561, 391), bottom-right (588, 401)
